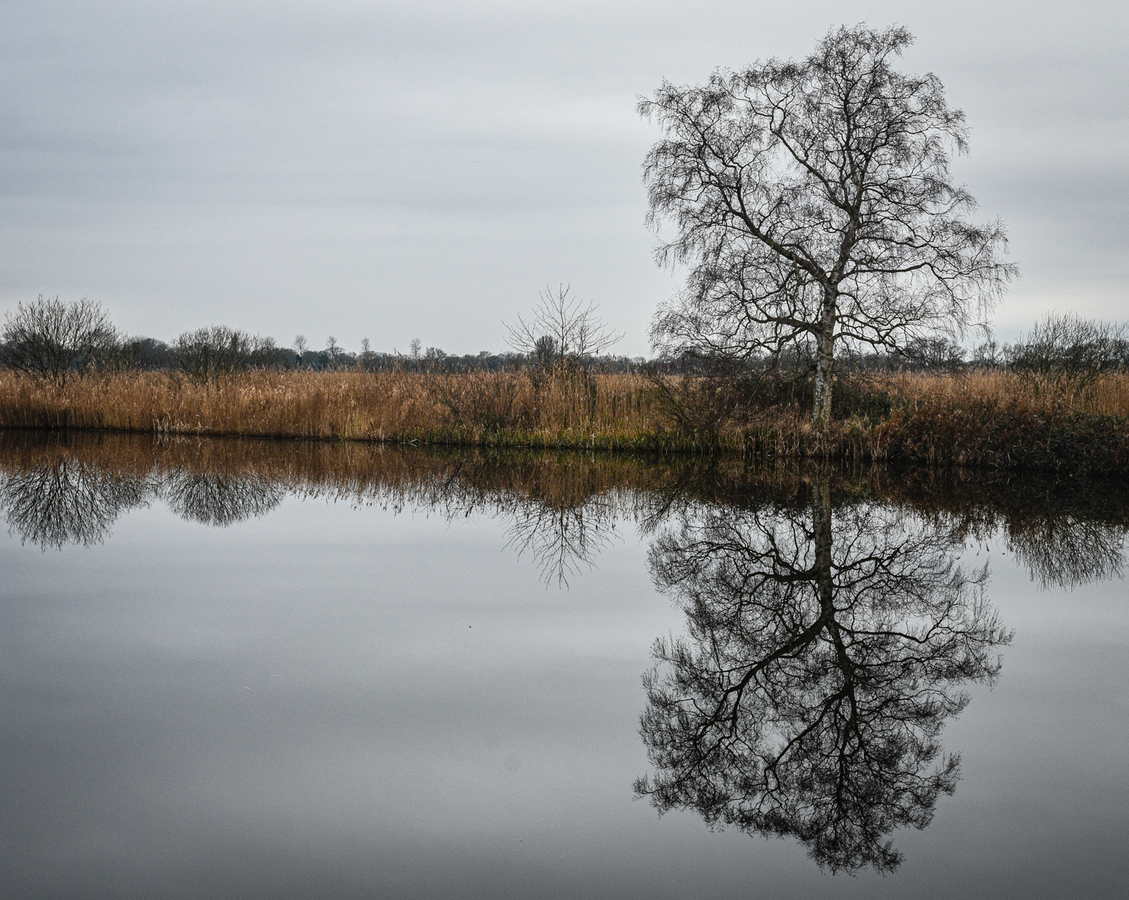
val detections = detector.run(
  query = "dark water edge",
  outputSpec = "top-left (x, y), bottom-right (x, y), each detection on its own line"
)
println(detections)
top-left (2, 428), bottom-right (1128, 574)
top-left (1, 430), bottom-right (1127, 899)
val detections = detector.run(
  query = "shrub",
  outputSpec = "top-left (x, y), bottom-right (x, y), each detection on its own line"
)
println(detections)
top-left (428, 370), bottom-right (534, 434)
top-left (0, 296), bottom-right (118, 385)
top-left (1009, 313), bottom-right (1129, 382)
top-left (172, 326), bottom-right (283, 381)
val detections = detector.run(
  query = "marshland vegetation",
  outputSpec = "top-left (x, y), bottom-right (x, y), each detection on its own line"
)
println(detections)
top-left (0, 363), bottom-right (1127, 476)
top-left (2, 295), bottom-right (1128, 475)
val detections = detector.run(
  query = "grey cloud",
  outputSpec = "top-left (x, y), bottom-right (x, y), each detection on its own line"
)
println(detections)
top-left (1, 1), bottom-right (1127, 354)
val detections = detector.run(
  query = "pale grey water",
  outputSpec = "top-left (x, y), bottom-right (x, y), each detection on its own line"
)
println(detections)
top-left (1, 440), bottom-right (1127, 898)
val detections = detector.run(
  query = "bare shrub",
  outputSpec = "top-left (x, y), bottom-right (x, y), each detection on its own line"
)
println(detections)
top-left (0, 296), bottom-right (118, 385)
top-left (173, 326), bottom-right (282, 381)
top-left (428, 371), bottom-right (534, 434)
top-left (1009, 313), bottom-right (1129, 384)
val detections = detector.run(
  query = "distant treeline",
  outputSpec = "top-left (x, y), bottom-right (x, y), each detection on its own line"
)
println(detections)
top-left (116, 331), bottom-right (646, 377)
top-left (101, 326), bottom-right (647, 377)
top-left (3, 296), bottom-right (1128, 385)
top-left (668, 319), bottom-right (1129, 381)
top-left (0, 296), bottom-right (646, 383)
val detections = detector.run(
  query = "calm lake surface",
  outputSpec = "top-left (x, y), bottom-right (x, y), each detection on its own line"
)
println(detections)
top-left (1, 433), bottom-right (1127, 899)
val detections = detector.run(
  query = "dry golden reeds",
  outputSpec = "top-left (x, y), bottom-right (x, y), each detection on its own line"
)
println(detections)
top-left (0, 369), bottom-right (664, 448)
top-left (0, 367), bottom-right (1127, 473)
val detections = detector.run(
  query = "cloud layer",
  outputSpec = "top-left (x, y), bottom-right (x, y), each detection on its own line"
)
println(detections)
top-left (2, 0), bottom-right (1126, 355)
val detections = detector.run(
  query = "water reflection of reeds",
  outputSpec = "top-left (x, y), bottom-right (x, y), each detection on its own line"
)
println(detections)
top-left (1, 430), bottom-right (1126, 590)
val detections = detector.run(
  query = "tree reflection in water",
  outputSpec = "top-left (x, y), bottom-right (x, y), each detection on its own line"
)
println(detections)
top-left (0, 439), bottom-right (284, 546)
top-left (1006, 515), bottom-right (1124, 590)
top-left (502, 501), bottom-right (620, 587)
top-left (0, 459), bottom-right (153, 549)
top-left (161, 471), bottom-right (284, 527)
top-left (636, 480), bottom-right (1012, 873)
top-left (2, 434), bottom-right (1125, 870)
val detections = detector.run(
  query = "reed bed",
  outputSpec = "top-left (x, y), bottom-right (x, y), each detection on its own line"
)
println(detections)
top-left (875, 369), bottom-right (1129, 418)
top-left (0, 369), bottom-right (660, 448)
top-left (1, 367), bottom-right (1127, 474)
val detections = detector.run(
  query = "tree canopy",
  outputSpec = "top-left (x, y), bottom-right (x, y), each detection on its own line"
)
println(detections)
top-left (640, 24), bottom-right (1016, 424)
top-left (0, 295), bottom-right (118, 385)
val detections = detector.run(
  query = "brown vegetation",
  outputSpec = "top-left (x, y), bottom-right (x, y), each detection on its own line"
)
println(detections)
top-left (3, 430), bottom-right (1127, 589)
top-left (0, 369), bottom-right (656, 448)
top-left (0, 367), bottom-right (1127, 474)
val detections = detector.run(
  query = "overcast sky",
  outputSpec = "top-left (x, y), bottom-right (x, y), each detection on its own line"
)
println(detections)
top-left (2, 0), bottom-right (1126, 357)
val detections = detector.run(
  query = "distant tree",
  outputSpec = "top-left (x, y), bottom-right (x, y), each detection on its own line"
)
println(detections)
top-left (532, 335), bottom-right (557, 371)
top-left (0, 295), bottom-right (118, 385)
top-left (969, 335), bottom-right (1003, 369)
top-left (896, 335), bottom-right (967, 371)
top-left (172, 326), bottom-right (280, 381)
top-left (113, 336), bottom-right (172, 371)
top-left (1008, 313), bottom-right (1129, 382)
top-left (640, 25), bottom-right (1015, 425)
top-left (294, 335), bottom-right (308, 358)
top-left (505, 284), bottom-right (622, 371)
top-left (324, 335), bottom-right (345, 368)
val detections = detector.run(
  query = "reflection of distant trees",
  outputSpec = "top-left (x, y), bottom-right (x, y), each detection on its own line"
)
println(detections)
top-left (160, 471), bottom-right (284, 526)
top-left (1006, 516), bottom-right (1125, 590)
top-left (502, 500), bottom-right (621, 586)
top-left (0, 460), bottom-right (154, 549)
top-left (637, 481), bottom-right (1011, 873)
top-left (887, 470), bottom-right (1129, 592)
top-left (0, 438), bottom-right (291, 546)
top-left (2, 433), bottom-right (1126, 598)
top-left (408, 458), bottom-right (628, 587)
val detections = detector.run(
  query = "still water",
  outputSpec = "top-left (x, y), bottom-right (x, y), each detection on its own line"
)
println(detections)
top-left (1, 433), bottom-right (1127, 898)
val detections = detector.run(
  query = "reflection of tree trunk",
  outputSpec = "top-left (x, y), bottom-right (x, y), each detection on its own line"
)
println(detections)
top-left (812, 478), bottom-right (833, 611)
top-left (813, 477), bottom-right (860, 742)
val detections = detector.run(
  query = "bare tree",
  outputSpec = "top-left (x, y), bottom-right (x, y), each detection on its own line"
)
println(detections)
top-left (173, 326), bottom-right (280, 381)
top-left (640, 25), bottom-right (1016, 425)
top-left (1008, 312), bottom-right (1129, 383)
top-left (0, 295), bottom-right (118, 385)
top-left (505, 284), bottom-right (622, 370)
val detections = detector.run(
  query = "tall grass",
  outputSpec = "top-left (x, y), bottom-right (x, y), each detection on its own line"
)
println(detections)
top-left (876, 369), bottom-right (1129, 418)
top-left (1, 367), bottom-right (1127, 473)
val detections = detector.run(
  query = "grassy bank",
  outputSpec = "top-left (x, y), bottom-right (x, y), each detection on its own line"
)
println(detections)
top-left (0, 368), bottom-right (1127, 474)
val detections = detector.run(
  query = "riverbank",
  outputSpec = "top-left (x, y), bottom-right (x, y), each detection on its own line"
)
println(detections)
top-left (0, 369), bottom-right (1127, 475)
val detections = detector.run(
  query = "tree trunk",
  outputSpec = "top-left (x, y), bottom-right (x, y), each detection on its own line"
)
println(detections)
top-left (812, 288), bottom-right (837, 427)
